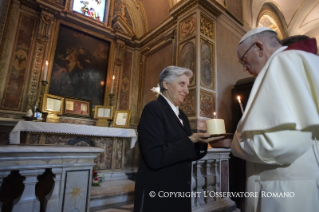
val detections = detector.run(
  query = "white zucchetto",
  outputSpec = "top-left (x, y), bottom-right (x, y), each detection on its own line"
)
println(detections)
top-left (239, 27), bottom-right (276, 44)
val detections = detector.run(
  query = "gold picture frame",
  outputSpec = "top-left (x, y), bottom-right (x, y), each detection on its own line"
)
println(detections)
top-left (64, 97), bottom-right (91, 118)
top-left (94, 105), bottom-right (113, 120)
top-left (41, 93), bottom-right (64, 115)
top-left (112, 110), bottom-right (131, 128)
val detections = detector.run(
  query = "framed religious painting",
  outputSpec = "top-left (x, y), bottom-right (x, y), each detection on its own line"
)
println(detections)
top-left (41, 93), bottom-right (64, 115)
top-left (112, 110), bottom-right (131, 128)
top-left (64, 97), bottom-right (91, 118)
top-left (48, 23), bottom-right (111, 106)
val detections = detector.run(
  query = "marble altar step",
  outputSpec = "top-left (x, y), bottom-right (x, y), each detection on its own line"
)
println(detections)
top-left (90, 179), bottom-right (135, 211)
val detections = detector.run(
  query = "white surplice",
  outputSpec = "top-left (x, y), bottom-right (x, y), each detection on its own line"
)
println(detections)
top-left (231, 46), bottom-right (319, 212)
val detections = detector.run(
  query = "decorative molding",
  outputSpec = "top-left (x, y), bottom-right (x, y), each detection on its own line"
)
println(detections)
top-left (111, 40), bottom-right (126, 110)
top-left (118, 51), bottom-right (133, 110)
top-left (257, 7), bottom-right (287, 39)
top-left (38, 13), bottom-right (54, 41)
top-left (179, 13), bottom-right (196, 41)
top-left (200, 89), bottom-right (215, 118)
top-left (200, 13), bottom-right (215, 41)
top-left (37, 0), bottom-right (65, 9)
top-left (114, 41), bottom-right (126, 65)
top-left (26, 42), bottom-right (45, 110)
top-left (131, 0), bottom-right (148, 33)
top-left (112, 14), bottom-right (135, 37)
top-left (107, 0), bottom-right (115, 27)
top-left (180, 88), bottom-right (196, 116)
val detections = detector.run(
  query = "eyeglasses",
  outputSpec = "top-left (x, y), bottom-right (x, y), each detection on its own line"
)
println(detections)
top-left (238, 42), bottom-right (256, 66)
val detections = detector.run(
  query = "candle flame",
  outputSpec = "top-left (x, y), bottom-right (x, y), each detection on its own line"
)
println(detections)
top-left (45, 60), bottom-right (48, 65)
top-left (112, 75), bottom-right (115, 80)
top-left (237, 96), bottom-right (240, 101)
top-left (213, 112), bottom-right (216, 116)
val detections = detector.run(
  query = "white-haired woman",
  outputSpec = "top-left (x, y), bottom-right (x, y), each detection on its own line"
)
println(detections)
top-left (134, 66), bottom-right (224, 212)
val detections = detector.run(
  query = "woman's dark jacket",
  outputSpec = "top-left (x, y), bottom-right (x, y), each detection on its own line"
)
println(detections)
top-left (134, 95), bottom-right (207, 212)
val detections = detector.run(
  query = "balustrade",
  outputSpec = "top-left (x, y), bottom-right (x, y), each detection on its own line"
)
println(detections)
top-left (0, 145), bottom-right (103, 212)
top-left (191, 148), bottom-right (236, 212)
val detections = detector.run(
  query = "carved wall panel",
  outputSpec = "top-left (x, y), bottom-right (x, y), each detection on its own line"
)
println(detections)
top-left (180, 88), bottom-right (196, 117)
top-left (179, 40), bottom-right (196, 86)
top-left (200, 13), bottom-right (215, 41)
top-left (118, 51), bottom-right (132, 110)
top-left (200, 40), bottom-right (215, 90)
top-left (1, 13), bottom-right (37, 111)
top-left (200, 89), bottom-right (215, 118)
top-left (179, 14), bottom-right (196, 41)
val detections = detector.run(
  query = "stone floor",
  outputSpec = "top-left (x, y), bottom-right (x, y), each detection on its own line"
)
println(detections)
top-left (90, 179), bottom-right (135, 212)
top-left (90, 200), bottom-right (134, 212)
top-left (89, 179), bottom-right (241, 212)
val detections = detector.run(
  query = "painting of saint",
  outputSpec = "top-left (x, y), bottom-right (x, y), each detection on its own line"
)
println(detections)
top-left (201, 42), bottom-right (212, 87)
top-left (180, 42), bottom-right (195, 85)
top-left (49, 25), bottom-right (110, 105)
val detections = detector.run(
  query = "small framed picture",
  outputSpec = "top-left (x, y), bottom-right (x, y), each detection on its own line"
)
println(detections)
top-left (64, 97), bottom-right (91, 117)
top-left (94, 105), bottom-right (113, 120)
top-left (41, 93), bottom-right (64, 115)
top-left (112, 110), bottom-right (131, 128)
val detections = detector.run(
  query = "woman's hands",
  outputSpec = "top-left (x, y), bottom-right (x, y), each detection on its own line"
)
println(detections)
top-left (189, 133), bottom-right (225, 144)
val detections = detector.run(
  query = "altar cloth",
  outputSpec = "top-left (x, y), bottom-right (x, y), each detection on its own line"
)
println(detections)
top-left (10, 121), bottom-right (137, 148)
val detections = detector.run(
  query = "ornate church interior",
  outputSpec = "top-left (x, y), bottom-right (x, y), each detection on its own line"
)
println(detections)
top-left (0, 0), bottom-right (318, 211)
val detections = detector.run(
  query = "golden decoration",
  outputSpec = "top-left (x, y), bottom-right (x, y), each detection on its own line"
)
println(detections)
top-left (179, 14), bottom-right (196, 40)
top-left (68, 184), bottom-right (85, 208)
top-left (200, 14), bottom-right (215, 41)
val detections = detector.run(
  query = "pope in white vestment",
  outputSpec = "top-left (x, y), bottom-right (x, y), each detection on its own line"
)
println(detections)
top-left (231, 27), bottom-right (319, 212)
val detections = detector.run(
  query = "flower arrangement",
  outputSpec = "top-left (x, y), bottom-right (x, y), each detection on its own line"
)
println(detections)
top-left (92, 167), bottom-right (105, 186)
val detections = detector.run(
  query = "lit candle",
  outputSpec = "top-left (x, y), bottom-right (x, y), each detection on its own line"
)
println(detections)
top-left (237, 96), bottom-right (244, 114)
top-left (213, 112), bottom-right (216, 119)
top-left (111, 75), bottom-right (115, 93)
top-left (43, 60), bottom-right (48, 81)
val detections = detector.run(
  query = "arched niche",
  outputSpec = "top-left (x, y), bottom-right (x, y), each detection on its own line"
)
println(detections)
top-left (257, 3), bottom-right (287, 40)
top-left (122, 0), bottom-right (148, 37)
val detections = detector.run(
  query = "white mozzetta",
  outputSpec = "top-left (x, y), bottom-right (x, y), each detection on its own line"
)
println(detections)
top-left (206, 119), bottom-right (226, 134)
top-left (9, 121), bottom-right (137, 148)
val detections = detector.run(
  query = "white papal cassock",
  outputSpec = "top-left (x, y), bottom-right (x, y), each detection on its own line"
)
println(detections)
top-left (231, 46), bottom-right (319, 212)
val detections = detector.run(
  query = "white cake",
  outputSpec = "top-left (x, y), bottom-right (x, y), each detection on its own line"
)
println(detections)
top-left (206, 119), bottom-right (226, 134)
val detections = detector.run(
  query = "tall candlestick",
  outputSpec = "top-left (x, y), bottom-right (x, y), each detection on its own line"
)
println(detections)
top-left (237, 96), bottom-right (244, 114)
top-left (43, 60), bottom-right (48, 81)
top-left (111, 75), bottom-right (115, 93)
top-left (213, 112), bottom-right (216, 119)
